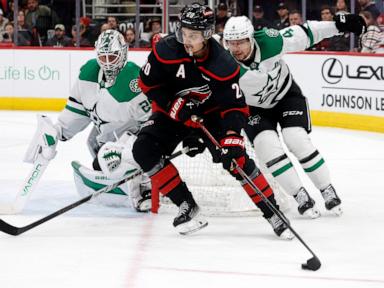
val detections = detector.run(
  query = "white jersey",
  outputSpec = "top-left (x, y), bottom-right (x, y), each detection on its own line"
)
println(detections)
top-left (239, 21), bottom-right (340, 109)
top-left (57, 59), bottom-right (151, 144)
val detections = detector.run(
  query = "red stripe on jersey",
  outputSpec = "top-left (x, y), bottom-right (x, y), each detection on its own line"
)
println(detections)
top-left (151, 162), bottom-right (182, 196)
top-left (242, 173), bottom-right (273, 204)
top-left (153, 45), bottom-right (192, 64)
top-left (220, 106), bottom-right (249, 118)
top-left (198, 65), bottom-right (240, 81)
top-left (138, 77), bottom-right (161, 94)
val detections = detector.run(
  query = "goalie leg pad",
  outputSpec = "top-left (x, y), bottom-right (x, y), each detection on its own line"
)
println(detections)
top-left (72, 161), bottom-right (132, 207)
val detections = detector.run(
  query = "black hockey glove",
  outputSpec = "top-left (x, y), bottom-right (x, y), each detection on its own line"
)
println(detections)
top-left (167, 97), bottom-right (200, 123)
top-left (335, 14), bottom-right (367, 36)
top-left (182, 133), bottom-right (206, 157)
top-left (220, 134), bottom-right (246, 174)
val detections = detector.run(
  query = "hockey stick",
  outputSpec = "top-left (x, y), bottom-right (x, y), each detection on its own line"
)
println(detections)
top-left (191, 115), bottom-right (321, 271)
top-left (0, 155), bottom-right (49, 215)
top-left (0, 147), bottom-right (190, 236)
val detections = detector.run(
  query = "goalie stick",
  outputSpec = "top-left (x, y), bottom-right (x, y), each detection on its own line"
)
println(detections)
top-left (0, 154), bottom-right (49, 215)
top-left (191, 115), bottom-right (322, 272)
top-left (0, 147), bottom-right (191, 236)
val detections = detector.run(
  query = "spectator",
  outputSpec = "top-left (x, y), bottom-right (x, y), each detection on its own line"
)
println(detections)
top-left (1, 22), bottom-right (30, 45)
top-left (71, 24), bottom-right (91, 47)
top-left (335, 0), bottom-right (349, 15)
top-left (252, 5), bottom-right (272, 31)
top-left (289, 10), bottom-right (303, 26)
top-left (359, 10), bottom-right (383, 53)
top-left (215, 3), bottom-right (229, 32)
top-left (358, 0), bottom-right (380, 21)
top-left (5, 0), bottom-right (13, 22)
top-left (125, 27), bottom-right (150, 48)
top-left (148, 17), bottom-right (162, 43)
top-left (17, 10), bottom-right (33, 44)
top-left (100, 22), bottom-right (109, 33)
top-left (45, 23), bottom-right (72, 47)
top-left (273, 2), bottom-right (290, 30)
top-left (311, 6), bottom-right (334, 51)
top-left (107, 16), bottom-right (119, 31)
top-left (0, 8), bottom-right (9, 35)
top-left (80, 16), bottom-right (95, 45)
top-left (25, 0), bottom-right (60, 45)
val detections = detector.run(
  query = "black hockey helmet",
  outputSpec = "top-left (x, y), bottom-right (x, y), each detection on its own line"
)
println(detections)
top-left (177, 2), bottom-right (215, 40)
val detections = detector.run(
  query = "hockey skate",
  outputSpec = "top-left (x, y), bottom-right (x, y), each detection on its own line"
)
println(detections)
top-left (321, 184), bottom-right (342, 216)
top-left (294, 187), bottom-right (321, 219)
top-left (173, 200), bottom-right (208, 235)
top-left (134, 188), bottom-right (152, 213)
top-left (267, 214), bottom-right (294, 240)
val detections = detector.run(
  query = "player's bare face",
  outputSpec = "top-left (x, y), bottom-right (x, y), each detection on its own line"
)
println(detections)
top-left (181, 28), bottom-right (205, 56)
top-left (226, 39), bottom-right (252, 61)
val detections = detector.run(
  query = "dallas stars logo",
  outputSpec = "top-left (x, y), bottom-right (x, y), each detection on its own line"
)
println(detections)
top-left (86, 103), bottom-right (108, 132)
top-left (252, 65), bottom-right (282, 105)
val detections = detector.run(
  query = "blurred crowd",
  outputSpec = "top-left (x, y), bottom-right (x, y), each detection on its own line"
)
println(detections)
top-left (0, 0), bottom-right (383, 53)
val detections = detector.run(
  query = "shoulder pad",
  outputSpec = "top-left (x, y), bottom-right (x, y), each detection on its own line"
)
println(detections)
top-left (254, 29), bottom-right (283, 60)
top-left (153, 34), bottom-right (192, 64)
top-left (199, 39), bottom-right (240, 81)
top-left (79, 59), bottom-right (100, 82)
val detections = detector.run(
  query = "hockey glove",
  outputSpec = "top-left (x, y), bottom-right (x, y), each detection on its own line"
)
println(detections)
top-left (182, 133), bottom-right (206, 157)
top-left (23, 114), bottom-right (60, 163)
top-left (168, 97), bottom-right (200, 123)
top-left (335, 14), bottom-right (366, 36)
top-left (220, 134), bottom-right (246, 173)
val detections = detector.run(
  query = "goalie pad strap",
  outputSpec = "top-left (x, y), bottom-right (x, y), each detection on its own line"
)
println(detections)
top-left (242, 173), bottom-right (273, 204)
top-left (151, 162), bottom-right (182, 196)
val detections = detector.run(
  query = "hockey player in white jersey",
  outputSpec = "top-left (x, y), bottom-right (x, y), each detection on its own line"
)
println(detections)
top-left (24, 29), bottom-right (152, 212)
top-left (223, 14), bottom-right (366, 217)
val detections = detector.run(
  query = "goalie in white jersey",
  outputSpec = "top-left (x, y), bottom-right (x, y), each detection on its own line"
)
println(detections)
top-left (24, 30), bottom-right (152, 212)
top-left (223, 14), bottom-right (366, 217)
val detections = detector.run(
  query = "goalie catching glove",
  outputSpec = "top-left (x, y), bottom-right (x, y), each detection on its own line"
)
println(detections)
top-left (220, 133), bottom-right (246, 174)
top-left (24, 114), bottom-right (61, 164)
top-left (97, 132), bottom-right (141, 180)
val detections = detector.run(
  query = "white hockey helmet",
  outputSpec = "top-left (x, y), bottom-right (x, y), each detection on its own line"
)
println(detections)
top-left (95, 29), bottom-right (128, 86)
top-left (223, 16), bottom-right (255, 47)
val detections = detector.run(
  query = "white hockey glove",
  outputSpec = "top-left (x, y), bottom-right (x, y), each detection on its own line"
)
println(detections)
top-left (23, 114), bottom-right (61, 164)
top-left (97, 132), bottom-right (141, 180)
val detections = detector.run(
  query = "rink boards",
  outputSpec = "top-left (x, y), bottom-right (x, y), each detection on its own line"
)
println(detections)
top-left (0, 48), bottom-right (383, 133)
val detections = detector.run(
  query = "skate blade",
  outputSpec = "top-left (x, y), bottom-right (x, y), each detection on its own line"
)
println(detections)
top-left (177, 218), bottom-right (208, 235)
top-left (279, 229), bottom-right (295, 240)
top-left (329, 205), bottom-right (343, 216)
top-left (303, 207), bottom-right (321, 219)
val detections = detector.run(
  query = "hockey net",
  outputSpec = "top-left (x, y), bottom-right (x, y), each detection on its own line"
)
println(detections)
top-left (152, 136), bottom-right (292, 216)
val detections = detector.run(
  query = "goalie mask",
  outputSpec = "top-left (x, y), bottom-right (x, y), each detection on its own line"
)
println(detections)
top-left (175, 2), bottom-right (215, 54)
top-left (95, 29), bottom-right (128, 86)
top-left (223, 16), bottom-right (255, 61)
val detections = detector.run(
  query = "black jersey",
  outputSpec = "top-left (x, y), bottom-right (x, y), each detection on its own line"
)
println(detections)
top-left (139, 34), bottom-right (249, 133)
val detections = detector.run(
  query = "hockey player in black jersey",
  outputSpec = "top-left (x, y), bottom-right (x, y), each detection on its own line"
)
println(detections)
top-left (132, 3), bottom-right (293, 239)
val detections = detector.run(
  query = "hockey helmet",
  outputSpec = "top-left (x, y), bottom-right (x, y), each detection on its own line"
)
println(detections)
top-left (223, 16), bottom-right (255, 46)
top-left (176, 3), bottom-right (215, 44)
top-left (95, 29), bottom-right (128, 86)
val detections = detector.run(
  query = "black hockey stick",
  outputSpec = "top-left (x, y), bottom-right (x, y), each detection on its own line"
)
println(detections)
top-left (0, 147), bottom-right (191, 236)
top-left (192, 115), bottom-right (321, 271)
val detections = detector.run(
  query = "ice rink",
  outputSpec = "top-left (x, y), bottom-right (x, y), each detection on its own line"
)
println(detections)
top-left (0, 111), bottom-right (383, 288)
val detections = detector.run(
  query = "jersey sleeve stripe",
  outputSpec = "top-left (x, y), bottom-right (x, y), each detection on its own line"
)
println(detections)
top-left (153, 45), bottom-right (192, 64)
top-left (198, 65), bottom-right (240, 81)
top-left (69, 96), bottom-right (82, 105)
top-left (220, 106), bottom-right (249, 118)
top-left (299, 24), bottom-right (314, 47)
top-left (65, 105), bottom-right (89, 117)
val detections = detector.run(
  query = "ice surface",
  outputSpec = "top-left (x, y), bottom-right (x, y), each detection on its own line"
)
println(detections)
top-left (0, 111), bottom-right (383, 288)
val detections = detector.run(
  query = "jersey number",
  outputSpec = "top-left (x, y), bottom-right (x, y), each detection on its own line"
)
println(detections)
top-left (232, 83), bottom-right (242, 99)
top-left (139, 100), bottom-right (151, 113)
top-left (143, 63), bottom-right (151, 76)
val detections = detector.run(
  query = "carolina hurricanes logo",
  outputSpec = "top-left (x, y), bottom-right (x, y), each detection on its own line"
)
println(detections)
top-left (176, 85), bottom-right (212, 103)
